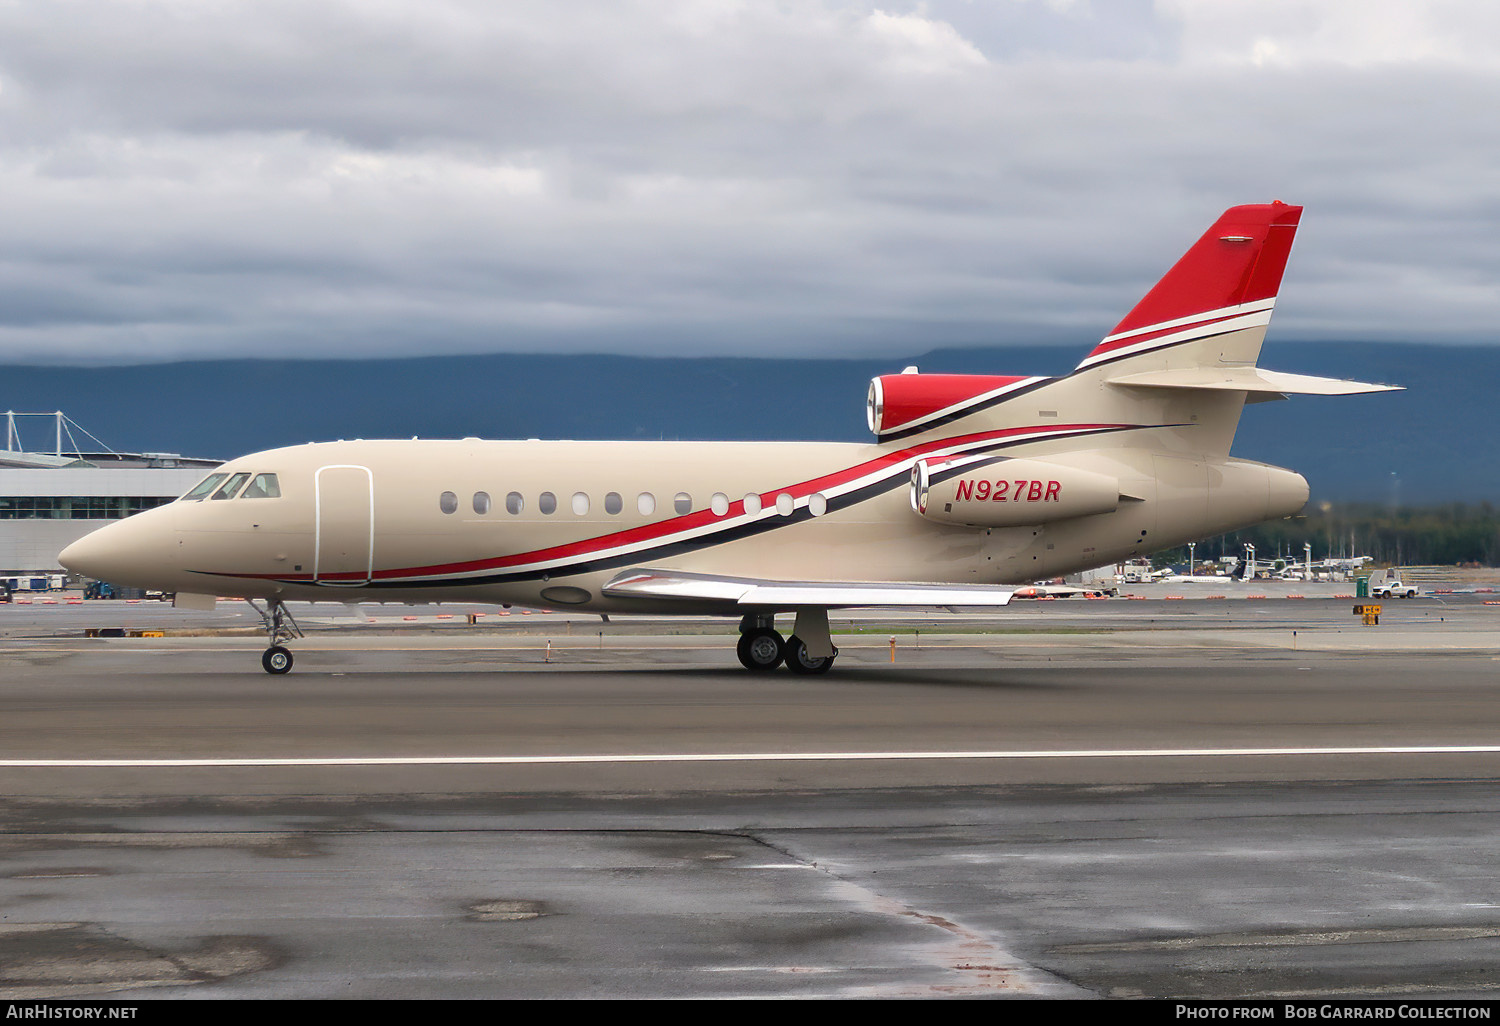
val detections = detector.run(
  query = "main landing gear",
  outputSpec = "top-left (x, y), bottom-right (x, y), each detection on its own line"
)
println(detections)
top-left (249, 598), bottom-right (304, 674)
top-left (736, 611), bottom-right (838, 674)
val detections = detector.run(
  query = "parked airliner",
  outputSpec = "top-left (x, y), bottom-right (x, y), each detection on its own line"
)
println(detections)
top-left (60, 201), bottom-right (1398, 674)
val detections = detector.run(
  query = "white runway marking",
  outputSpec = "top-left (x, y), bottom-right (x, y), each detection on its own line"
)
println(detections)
top-left (4, 744), bottom-right (1500, 768)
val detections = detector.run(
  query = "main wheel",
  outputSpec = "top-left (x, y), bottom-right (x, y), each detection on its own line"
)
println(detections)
top-left (784, 635), bottom-right (837, 675)
top-left (736, 629), bottom-right (784, 671)
top-left (262, 645), bottom-right (294, 675)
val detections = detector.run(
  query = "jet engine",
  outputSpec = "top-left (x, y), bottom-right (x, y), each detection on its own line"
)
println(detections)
top-left (911, 457), bottom-right (1122, 528)
top-left (868, 372), bottom-right (1035, 439)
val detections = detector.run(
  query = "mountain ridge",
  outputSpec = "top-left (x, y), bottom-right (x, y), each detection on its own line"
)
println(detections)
top-left (0, 341), bottom-right (1471, 502)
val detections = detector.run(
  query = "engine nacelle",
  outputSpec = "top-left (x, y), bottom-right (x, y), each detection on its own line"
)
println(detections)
top-left (868, 372), bottom-right (1034, 438)
top-left (911, 457), bottom-right (1122, 528)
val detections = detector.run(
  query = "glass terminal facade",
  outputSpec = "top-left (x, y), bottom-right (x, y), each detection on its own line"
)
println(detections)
top-left (0, 496), bottom-right (175, 520)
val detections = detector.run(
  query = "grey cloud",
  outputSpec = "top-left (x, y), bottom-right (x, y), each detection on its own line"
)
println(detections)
top-left (0, 1), bottom-right (1496, 365)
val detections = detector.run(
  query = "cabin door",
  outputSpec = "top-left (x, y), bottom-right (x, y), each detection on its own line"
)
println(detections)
top-left (315, 464), bottom-right (374, 585)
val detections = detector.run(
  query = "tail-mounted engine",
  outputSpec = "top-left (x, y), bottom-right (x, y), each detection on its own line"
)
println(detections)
top-left (911, 456), bottom-right (1122, 528)
top-left (868, 372), bottom-right (1039, 440)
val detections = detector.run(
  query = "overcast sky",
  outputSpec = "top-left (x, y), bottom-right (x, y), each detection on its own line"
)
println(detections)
top-left (1, 0), bottom-right (1496, 366)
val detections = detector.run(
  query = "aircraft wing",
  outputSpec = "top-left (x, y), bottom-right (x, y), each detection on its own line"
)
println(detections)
top-left (602, 569), bottom-right (1015, 609)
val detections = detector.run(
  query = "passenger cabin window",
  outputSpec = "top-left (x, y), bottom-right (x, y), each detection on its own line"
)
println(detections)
top-left (181, 473), bottom-right (228, 502)
top-left (571, 492), bottom-right (589, 516)
top-left (674, 492), bottom-right (692, 515)
top-left (637, 492), bottom-right (656, 516)
top-left (505, 492), bottom-right (523, 514)
top-left (604, 492), bottom-right (622, 515)
top-left (539, 492), bottom-right (557, 515)
top-left (710, 492), bottom-right (730, 516)
top-left (242, 474), bottom-right (280, 499)
top-left (212, 472), bottom-right (251, 500)
top-left (743, 493), bottom-right (763, 515)
top-left (473, 491), bottom-right (491, 514)
top-left (439, 491), bottom-right (458, 514)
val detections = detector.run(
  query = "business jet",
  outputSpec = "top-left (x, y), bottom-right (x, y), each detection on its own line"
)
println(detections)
top-left (1151, 571), bottom-right (1230, 585)
top-left (59, 201), bottom-right (1398, 674)
top-left (1319, 556), bottom-right (1374, 571)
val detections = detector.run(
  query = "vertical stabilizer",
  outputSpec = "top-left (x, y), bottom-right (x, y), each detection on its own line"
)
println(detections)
top-left (864, 202), bottom-right (1353, 462)
top-left (1076, 201), bottom-right (1302, 373)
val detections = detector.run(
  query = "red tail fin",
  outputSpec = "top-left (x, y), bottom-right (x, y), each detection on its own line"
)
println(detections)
top-left (1077, 201), bottom-right (1302, 371)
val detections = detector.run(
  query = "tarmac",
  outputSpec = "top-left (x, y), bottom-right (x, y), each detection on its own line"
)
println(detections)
top-left (4, 588), bottom-right (1500, 999)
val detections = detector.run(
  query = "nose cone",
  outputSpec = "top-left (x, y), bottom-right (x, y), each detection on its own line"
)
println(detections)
top-left (58, 522), bottom-right (130, 583)
top-left (59, 507), bottom-right (177, 588)
top-left (57, 533), bottom-right (90, 574)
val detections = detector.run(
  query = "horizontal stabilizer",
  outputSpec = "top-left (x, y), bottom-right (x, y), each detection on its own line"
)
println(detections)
top-left (604, 569), bottom-right (1014, 609)
top-left (1106, 366), bottom-right (1402, 396)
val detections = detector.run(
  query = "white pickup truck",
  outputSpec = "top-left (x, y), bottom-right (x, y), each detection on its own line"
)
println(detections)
top-left (1369, 571), bottom-right (1418, 599)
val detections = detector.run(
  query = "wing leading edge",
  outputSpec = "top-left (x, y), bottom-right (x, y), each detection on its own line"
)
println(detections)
top-left (602, 569), bottom-right (1015, 609)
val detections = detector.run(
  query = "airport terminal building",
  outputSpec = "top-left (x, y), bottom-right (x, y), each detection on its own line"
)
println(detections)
top-left (1, 414), bottom-right (220, 574)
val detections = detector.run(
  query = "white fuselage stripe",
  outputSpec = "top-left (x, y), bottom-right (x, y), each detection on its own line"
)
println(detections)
top-left (5, 744), bottom-right (1500, 767)
top-left (1096, 298), bottom-right (1277, 347)
top-left (385, 422), bottom-right (1119, 583)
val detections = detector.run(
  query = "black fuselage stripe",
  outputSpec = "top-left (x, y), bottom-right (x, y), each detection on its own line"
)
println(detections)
top-left (348, 425), bottom-right (1143, 589)
top-left (188, 424), bottom-right (1153, 591)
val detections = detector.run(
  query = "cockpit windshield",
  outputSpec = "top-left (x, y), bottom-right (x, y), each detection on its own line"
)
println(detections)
top-left (211, 472), bottom-right (252, 500)
top-left (242, 473), bottom-right (281, 499)
top-left (180, 473), bottom-right (228, 502)
top-left (180, 470), bottom-right (281, 502)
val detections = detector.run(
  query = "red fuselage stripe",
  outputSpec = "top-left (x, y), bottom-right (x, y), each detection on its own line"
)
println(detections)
top-left (217, 423), bottom-right (1140, 584)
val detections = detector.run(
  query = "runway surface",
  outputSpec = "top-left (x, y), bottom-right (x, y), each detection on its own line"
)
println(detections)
top-left (3, 595), bottom-right (1500, 998)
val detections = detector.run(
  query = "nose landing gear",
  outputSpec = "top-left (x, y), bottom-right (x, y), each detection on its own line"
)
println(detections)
top-left (249, 598), bottom-right (304, 674)
top-left (262, 645), bottom-right (294, 674)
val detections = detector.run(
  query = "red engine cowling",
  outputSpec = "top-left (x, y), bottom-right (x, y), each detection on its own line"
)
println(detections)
top-left (911, 457), bottom-right (1121, 528)
top-left (868, 372), bottom-right (1034, 438)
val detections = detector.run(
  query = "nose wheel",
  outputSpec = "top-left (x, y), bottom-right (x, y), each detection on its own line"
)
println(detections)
top-left (262, 646), bottom-right (294, 674)
top-left (249, 598), bottom-right (304, 674)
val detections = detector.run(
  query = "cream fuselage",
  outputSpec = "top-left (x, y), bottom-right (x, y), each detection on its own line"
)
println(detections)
top-left (61, 430), bottom-right (1308, 612)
